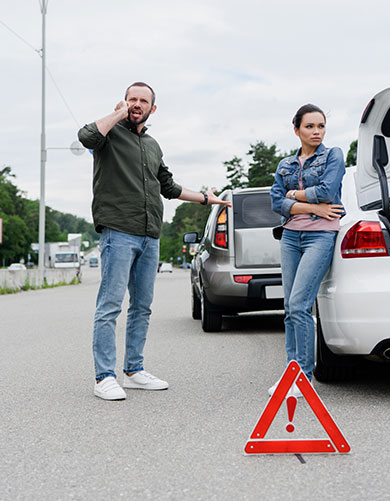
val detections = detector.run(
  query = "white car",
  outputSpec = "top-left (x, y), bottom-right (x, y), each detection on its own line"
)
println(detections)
top-left (8, 263), bottom-right (27, 271)
top-left (315, 87), bottom-right (390, 381)
top-left (159, 262), bottom-right (173, 273)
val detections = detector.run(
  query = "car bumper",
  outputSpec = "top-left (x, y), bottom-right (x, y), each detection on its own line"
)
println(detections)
top-left (203, 264), bottom-right (283, 311)
top-left (318, 256), bottom-right (390, 354)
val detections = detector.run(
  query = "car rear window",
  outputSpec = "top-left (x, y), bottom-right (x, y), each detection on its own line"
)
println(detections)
top-left (233, 193), bottom-right (281, 229)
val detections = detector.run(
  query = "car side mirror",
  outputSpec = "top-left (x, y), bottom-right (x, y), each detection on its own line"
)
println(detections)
top-left (183, 232), bottom-right (199, 244)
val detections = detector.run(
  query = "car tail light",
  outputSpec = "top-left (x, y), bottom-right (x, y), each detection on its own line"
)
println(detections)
top-left (341, 221), bottom-right (389, 258)
top-left (214, 208), bottom-right (228, 248)
top-left (361, 98), bottom-right (375, 124)
top-left (234, 275), bottom-right (253, 284)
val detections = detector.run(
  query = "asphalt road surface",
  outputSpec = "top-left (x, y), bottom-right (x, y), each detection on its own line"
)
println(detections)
top-left (2, 266), bottom-right (390, 500)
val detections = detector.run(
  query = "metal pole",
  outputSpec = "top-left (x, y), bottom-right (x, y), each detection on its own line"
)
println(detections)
top-left (38, 1), bottom-right (48, 284)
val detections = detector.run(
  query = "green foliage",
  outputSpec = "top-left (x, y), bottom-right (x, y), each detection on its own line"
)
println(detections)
top-left (0, 285), bottom-right (19, 295)
top-left (21, 277), bottom-right (38, 291)
top-left (0, 167), bottom-right (32, 263)
top-left (346, 139), bottom-right (358, 167)
top-left (221, 156), bottom-right (247, 191)
top-left (52, 210), bottom-right (99, 246)
top-left (247, 141), bottom-right (282, 187)
top-left (159, 201), bottom-right (211, 263)
top-left (0, 166), bottom-right (98, 265)
top-left (222, 141), bottom-right (296, 190)
top-left (0, 213), bottom-right (31, 262)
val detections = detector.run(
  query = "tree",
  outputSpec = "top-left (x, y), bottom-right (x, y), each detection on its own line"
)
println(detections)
top-left (346, 139), bottom-right (358, 167)
top-left (159, 197), bottom-right (211, 263)
top-left (247, 141), bottom-right (282, 187)
top-left (0, 167), bottom-right (32, 264)
top-left (221, 156), bottom-right (247, 191)
top-left (222, 141), bottom-right (293, 191)
top-left (0, 165), bottom-right (98, 265)
top-left (51, 209), bottom-right (99, 246)
top-left (0, 214), bottom-right (31, 264)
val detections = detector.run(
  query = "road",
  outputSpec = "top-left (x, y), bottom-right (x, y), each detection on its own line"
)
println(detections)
top-left (1, 266), bottom-right (390, 500)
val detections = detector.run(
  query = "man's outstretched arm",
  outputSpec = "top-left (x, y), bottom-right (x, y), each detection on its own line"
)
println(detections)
top-left (178, 188), bottom-right (232, 207)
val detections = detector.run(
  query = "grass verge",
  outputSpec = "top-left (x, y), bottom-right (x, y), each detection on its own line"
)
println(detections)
top-left (0, 276), bottom-right (81, 295)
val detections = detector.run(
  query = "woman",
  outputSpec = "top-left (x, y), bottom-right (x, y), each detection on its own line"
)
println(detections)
top-left (269, 104), bottom-right (345, 397)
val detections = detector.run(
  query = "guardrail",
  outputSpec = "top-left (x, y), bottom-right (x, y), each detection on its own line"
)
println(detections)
top-left (0, 268), bottom-right (79, 290)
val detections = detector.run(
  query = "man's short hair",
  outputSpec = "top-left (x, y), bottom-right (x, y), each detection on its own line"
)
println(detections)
top-left (124, 82), bottom-right (156, 106)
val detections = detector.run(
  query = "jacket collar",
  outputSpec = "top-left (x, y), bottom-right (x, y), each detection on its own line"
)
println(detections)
top-left (289, 143), bottom-right (326, 164)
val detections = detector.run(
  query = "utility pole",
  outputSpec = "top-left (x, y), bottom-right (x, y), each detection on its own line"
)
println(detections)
top-left (38, 0), bottom-right (48, 283)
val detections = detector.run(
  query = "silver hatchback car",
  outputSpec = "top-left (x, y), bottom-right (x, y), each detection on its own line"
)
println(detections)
top-left (184, 187), bottom-right (283, 332)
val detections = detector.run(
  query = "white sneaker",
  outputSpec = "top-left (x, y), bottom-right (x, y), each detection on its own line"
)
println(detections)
top-left (123, 370), bottom-right (169, 390)
top-left (268, 379), bottom-right (281, 397)
top-left (288, 381), bottom-right (314, 398)
top-left (94, 376), bottom-right (126, 400)
top-left (268, 380), bottom-right (309, 398)
top-left (288, 383), bottom-right (303, 398)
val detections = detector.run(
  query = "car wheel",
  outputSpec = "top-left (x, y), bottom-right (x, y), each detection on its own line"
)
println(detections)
top-left (201, 290), bottom-right (222, 332)
top-left (192, 285), bottom-right (201, 320)
top-left (313, 303), bottom-right (356, 382)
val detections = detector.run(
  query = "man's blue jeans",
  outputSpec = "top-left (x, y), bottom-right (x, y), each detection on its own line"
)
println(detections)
top-left (280, 229), bottom-right (337, 380)
top-left (93, 228), bottom-right (159, 382)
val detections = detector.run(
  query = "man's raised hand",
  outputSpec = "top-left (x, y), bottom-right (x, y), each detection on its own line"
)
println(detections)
top-left (114, 100), bottom-right (129, 119)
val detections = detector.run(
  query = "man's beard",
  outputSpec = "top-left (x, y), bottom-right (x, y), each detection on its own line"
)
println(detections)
top-left (127, 106), bottom-right (152, 127)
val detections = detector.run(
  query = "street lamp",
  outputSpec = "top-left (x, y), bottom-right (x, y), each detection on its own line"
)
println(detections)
top-left (38, 0), bottom-right (48, 283)
top-left (37, 2), bottom-right (84, 283)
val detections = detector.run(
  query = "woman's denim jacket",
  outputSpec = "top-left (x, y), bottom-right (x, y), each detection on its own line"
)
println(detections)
top-left (270, 143), bottom-right (346, 225)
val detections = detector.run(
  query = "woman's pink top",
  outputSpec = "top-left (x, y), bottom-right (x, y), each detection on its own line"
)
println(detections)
top-left (283, 156), bottom-right (340, 232)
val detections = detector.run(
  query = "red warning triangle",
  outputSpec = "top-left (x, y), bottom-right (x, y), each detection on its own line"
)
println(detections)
top-left (244, 360), bottom-right (350, 454)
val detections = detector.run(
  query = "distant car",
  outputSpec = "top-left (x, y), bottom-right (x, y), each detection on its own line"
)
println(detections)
top-left (184, 186), bottom-right (283, 332)
top-left (89, 256), bottom-right (99, 267)
top-left (179, 262), bottom-right (191, 269)
top-left (315, 87), bottom-right (390, 381)
top-left (8, 263), bottom-right (27, 271)
top-left (159, 262), bottom-right (173, 273)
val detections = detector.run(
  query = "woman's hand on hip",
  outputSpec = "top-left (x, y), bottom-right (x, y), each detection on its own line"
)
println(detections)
top-left (312, 203), bottom-right (344, 220)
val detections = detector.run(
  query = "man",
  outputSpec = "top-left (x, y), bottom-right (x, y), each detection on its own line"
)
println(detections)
top-left (78, 82), bottom-right (230, 400)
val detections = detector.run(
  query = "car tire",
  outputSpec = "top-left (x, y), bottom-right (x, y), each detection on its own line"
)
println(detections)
top-left (314, 303), bottom-right (356, 382)
top-left (192, 286), bottom-right (201, 320)
top-left (201, 290), bottom-right (222, 332)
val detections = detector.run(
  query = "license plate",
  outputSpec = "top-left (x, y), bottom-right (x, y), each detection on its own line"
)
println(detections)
top-left (265, 285), bottom-right (283, 299)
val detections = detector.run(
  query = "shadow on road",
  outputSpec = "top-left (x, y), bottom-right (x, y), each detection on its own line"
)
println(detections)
top-left (221, 311), bottom-right (285, 334)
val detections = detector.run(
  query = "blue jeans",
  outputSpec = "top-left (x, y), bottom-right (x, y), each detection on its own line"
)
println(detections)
top-left (93, 228), bottom-right (159, 382)
top-left (280, 229), bottom-right (337, 380)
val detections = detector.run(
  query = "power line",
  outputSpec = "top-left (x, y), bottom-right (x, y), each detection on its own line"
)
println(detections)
top-left (0, 19), bottom-right (40, 54)
top-left (45, 66), bottom-right (80, 127)
top-left (0, 14), bottom-right (79, 127)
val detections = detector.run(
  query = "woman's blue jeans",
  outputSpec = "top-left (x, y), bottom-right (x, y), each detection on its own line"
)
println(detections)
top-left (93, 228), bottom-right (159, 382)
top-left (280, 229), bottom-right (337, 380)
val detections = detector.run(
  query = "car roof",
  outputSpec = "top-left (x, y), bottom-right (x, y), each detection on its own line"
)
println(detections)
top-left (220, 186), bottom-right (272, 198)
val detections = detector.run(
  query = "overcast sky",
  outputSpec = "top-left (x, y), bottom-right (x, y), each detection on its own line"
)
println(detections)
top-left (1, 0), bottom-right (390, 223)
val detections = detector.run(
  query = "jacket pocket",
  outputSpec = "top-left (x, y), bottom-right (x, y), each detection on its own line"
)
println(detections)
top-left (308, 156), bottom-right (327, 177)
top-left (279, 167), bottom-right (296, 189)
